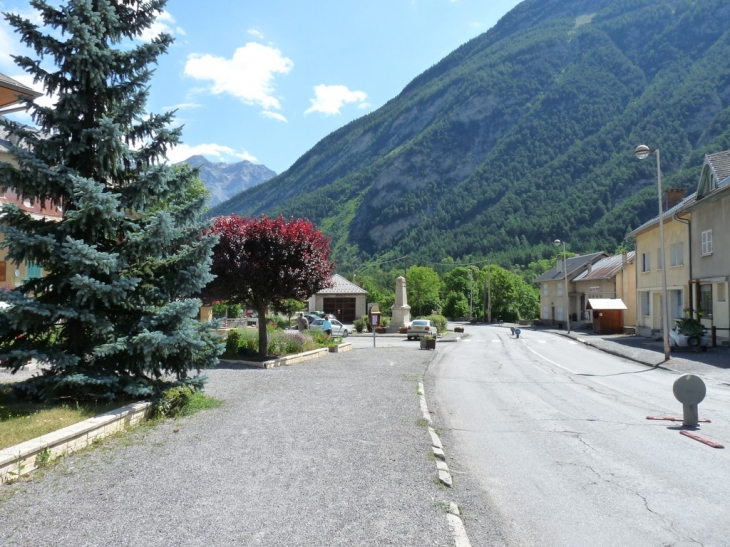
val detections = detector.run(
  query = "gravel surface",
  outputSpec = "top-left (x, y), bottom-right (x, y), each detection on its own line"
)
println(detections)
top-left (0, 348), bottom-right (453, 546)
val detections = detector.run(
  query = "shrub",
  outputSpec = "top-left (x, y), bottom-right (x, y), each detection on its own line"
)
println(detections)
top-left (310, 330), bottom-right (340, 347)
top-left (225, 329), bottom-right (243, 357)
top-left (266, 314), bottom-right (289, 330)
top-left (154, 385), bottom-right (196, 419)
top-left (353, 318), bottom-right (366, 333)
top-left (362, 315), bottom-right (373, 333)
top-left (268, 330), bottom-right (306, 355)
top-left (675, 317), bottom-right (704, 337)
top-left (380, 315), bottom-right (391, 328)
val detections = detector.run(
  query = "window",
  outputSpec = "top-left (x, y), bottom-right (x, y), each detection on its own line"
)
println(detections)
top-left (701, 230), bottom-right (713, 255)
top-left (700, 285), bottom-right (713, 318)
top-left (26, 262), bottom-right (42, 279)
top-left (642, 252), bottom-right (651, 272)
top-left (557, 306), bottom-right (564, 321)
top-left (557, 282), bottom-right (564, 296)
top-left (656, 247), bottom-right (662, 270)
top-left (543, 306), bottom-right (549, 319)
top-left (543, 283), bottom-right (548, 296)
top-left (670, 242), bottom-right (684, 267)
top-left (717, 283), bottom-right (726, 303)
top-left (641, 292), bottom-right (650, 316)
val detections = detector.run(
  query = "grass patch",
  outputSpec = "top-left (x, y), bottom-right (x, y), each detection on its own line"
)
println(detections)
top-left (176, 392), bottom-right (222, 417)
top-left (0, 385), bottom-right (128, 450)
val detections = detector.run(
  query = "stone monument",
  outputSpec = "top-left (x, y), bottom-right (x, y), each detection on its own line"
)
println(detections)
top-left (391, 276), bottom-right (411, 328)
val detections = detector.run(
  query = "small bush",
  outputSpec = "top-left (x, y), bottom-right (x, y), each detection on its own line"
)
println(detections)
top-left (268, 330), bottom-right (306, 355)
top-left (353, 318), bottom-right (366, 333)
top-left (266, 315), bottom-right (289, 330)
top-left (154, 385), bottom-right (196, 419)
top-left (380, 316), bottom-right (391, 328)
top-left (225, 329), bottom-right (243, 356)
top-left (362, 315), bottom-right (372, 333)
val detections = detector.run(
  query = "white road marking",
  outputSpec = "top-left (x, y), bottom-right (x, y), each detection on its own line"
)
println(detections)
top-left (537, 340), bottom-right (547, 344)
top-left (492, 340), bottom-right (500, 343)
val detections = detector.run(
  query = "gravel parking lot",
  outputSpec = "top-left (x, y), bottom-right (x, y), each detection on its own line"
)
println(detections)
top-left (0, 348), bottom-right (453, 546)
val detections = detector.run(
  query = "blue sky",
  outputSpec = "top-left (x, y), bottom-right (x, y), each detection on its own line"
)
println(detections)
top-left (1, 0), bottom-right (522, 174)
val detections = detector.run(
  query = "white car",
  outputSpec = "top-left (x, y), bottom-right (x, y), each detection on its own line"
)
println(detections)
top-left (309, 318), bottom-right (349, 338)
top-left (406, 319), bottom-right (437, 340)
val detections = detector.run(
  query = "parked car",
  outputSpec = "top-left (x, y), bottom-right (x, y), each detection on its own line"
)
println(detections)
top-left (407, 319), bottom-right (437, 340)
top-left (309, 318), bottom-right (349, 338)
top-left (304, 314), bottom-right (320, 326)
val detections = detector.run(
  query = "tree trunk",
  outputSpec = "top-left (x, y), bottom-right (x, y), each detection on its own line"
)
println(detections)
top-left (258, 304), bottom-right (268, 358)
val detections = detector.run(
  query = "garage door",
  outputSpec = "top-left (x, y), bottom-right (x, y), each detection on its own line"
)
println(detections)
top-left (323, 297), bottom-right (357, 323)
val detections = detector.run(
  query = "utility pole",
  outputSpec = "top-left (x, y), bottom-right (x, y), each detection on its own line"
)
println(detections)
top-left (404, 255), bottom-right (408, 278)
top-left (487, 259), bottom-right (492, 323)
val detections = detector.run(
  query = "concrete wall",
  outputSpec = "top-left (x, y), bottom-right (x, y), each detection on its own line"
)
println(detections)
top-left (690, 191), bottom-right (730, 337)
top-left (635, 217), bottom-right (691, 334)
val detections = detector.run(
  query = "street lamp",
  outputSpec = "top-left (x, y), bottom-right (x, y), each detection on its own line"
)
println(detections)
top-left (635, 144), bottom-right (671, 361)
top-left (553, 239), bottom-right (570, 333)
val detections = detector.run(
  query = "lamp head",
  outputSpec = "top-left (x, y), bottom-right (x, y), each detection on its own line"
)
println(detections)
top-left (553, 239), bottom-right (561, 246)
top-left (634, 144), bottom-right (652, 160)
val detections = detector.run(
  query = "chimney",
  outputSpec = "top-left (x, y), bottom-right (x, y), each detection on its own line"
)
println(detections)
top-left (622, 250), bottom-right (628, 267)
top-left (665, 188), bottom-right (685, 209)
top-left (556, 256), bottom-right (563, 272)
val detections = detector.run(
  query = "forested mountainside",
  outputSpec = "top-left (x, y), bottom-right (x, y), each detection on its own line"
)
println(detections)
top-left (208, 0), bottom-right (730, 272)
top-left (181, 155), bottom-right (275, 207)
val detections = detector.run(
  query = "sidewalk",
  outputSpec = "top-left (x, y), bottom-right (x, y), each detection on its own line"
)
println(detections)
top-left (521, 324), bottom-right (730, 384)
top-left (0, 348), bottom-right (455, 546)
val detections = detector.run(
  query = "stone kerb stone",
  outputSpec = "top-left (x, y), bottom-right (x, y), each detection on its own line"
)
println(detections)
top-left (0, 401), bottom-right (152, 484)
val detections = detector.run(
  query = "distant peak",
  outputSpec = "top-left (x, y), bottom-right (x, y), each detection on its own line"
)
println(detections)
top-left (181, 155), bottom-right (213, 167)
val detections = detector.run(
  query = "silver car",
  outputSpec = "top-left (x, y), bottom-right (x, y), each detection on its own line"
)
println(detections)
top-left (407, 319), bottom-right (437, 340)
top-left (310, 318), bottom-right (349, 338)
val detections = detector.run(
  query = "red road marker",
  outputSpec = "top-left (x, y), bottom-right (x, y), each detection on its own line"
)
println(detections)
top-left (646, 416), bottom-right (711, 423)
top-left (680, 430), bottom-right (725, 449)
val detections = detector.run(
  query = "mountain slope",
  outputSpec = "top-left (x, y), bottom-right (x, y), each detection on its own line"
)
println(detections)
top-left (181, 155), bottom-right (275, 207)
top-left (208, 0), bottom-right (730, 270)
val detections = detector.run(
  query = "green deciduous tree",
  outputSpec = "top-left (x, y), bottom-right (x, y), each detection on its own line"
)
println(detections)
top-left (0, 0), bottom-right (221, 402)
top-left (406, 266), bottom-right (441, 317)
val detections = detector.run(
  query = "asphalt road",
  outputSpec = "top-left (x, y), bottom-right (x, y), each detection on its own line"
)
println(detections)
top-left (427, 324), bottom-right (730, 547)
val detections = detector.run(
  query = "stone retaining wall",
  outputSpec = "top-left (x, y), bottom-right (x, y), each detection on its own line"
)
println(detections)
top-left (0, 401), bottom-right (152, 484)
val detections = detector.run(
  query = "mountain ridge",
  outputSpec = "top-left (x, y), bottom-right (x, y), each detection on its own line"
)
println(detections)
top-left (208, 0), bottom-right (730, 272)
top-left (180, 155), bottom-right (275, 207)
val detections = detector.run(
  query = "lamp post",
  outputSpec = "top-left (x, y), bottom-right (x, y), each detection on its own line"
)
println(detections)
top-left (635, 145), bottom-right (671, 361)
top-left (553, 239), bottom-right (570, 333)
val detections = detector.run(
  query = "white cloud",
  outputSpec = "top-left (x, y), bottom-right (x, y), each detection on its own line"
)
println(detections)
top-left (162, 102), bottom-right (202, 111)
top-left (0, 22), bottom-right (17, 67)
top-left (184, 43), bottom-right (293, 111)
top-left (358, 102), bottom-right (372, 110)
top-left (166, 143), bottom-right (258, 164)
top-left (261, 110), bottom-right (287, 123)
top-left (304, 85), bottom-right (368, 116)
top-left (248, 29), bottom-right (265, 39)
top-left (139, 11), bottom-right (185, 42)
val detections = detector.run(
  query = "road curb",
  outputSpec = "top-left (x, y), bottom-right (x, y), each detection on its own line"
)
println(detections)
top-left (417, 381), bottom-right (472, 547)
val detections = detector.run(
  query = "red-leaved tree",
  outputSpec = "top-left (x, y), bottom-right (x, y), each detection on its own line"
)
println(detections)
top-left (206, 215), bottom-right (334, 357)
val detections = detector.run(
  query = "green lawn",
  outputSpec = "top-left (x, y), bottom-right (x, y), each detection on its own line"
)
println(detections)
top-left (0, 385), bottom-right (127, 450)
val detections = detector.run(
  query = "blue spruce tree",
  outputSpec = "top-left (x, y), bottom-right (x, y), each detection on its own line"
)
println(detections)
top-left (0, 0), bottom-right (222, 401)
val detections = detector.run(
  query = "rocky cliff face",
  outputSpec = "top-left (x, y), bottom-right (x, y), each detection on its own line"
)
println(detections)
top-left (207, 0), bottom-right (730, 269)
top-left (180, 155), bottom-right (275, 207)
